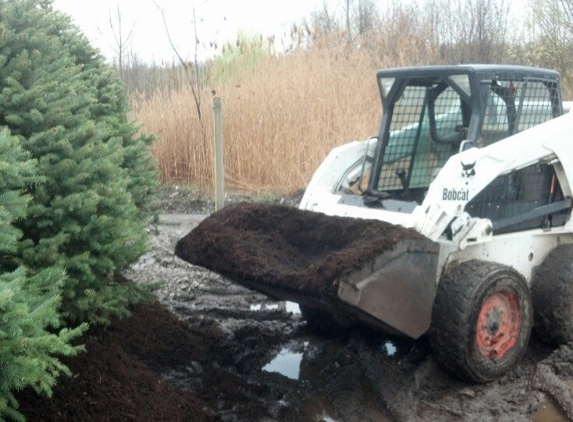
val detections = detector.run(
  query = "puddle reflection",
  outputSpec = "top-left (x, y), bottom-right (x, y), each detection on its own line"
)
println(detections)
top-left (286, 301), bottom-right (301, 314)
top-left (249, 301), bottom-right (301, 314)
top-left (262, 335), bottom-right (392, 421)
top-left (382, 340), bottom-right (397, 356)
top-left (262, 341), bottom-right (308, 380)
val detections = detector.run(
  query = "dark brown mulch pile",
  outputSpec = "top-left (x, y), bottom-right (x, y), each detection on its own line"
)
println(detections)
top-left (175, 202), bottom-right (426, 300)
top-left (16, 302), bottom-right (217, 422)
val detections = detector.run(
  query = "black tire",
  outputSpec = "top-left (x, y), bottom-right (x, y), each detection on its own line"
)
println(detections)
top-left (531, 244), bottom-right (573, 345)
top-left (429, 260), bottom-right (532, 383)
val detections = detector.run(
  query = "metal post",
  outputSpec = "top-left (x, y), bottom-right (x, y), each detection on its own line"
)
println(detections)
top-left (213, 97), bottom-right (225, 210)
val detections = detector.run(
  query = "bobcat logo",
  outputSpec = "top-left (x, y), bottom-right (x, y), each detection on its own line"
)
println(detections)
top-left (461, 161), bottom-right (476, 183)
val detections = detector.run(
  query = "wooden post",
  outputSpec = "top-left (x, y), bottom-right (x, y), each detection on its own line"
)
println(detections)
top-left (213, 97), bottom-right (225, 210)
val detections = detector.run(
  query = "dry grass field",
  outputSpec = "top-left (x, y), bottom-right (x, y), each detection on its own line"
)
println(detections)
top-left (130, 33), bottom-right (439, 195)
top-left (132, 52), bottom-right (375, 193)
top-left (128, 2), bottom-right (573, 196)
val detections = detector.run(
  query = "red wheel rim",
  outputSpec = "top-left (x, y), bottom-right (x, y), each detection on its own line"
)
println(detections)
top-left (476, 291), bottom-right (520, 360)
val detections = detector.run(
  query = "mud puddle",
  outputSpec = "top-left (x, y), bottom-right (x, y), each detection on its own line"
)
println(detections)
top-left (534, 401), bottom-right (570, 422)
top-left (262, 333), bottom-right (394, 421)
top-left (125, 212), bottom-right (573, 422)
top-left (262, 339), bottom-right (309, 380)
top-left (532, 379), bottom-right (573, 422)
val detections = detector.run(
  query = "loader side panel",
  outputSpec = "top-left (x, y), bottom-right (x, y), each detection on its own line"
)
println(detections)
top-left (466, 161), bottom-right (569, 234)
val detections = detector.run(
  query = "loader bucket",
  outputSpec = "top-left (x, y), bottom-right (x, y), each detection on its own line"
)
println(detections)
top-left (175, 202), bottom-right (439, 339)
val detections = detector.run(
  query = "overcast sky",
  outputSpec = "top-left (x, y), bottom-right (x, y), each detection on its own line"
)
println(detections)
top-left (52, 0), bottom-right (337, 64)
top-left (52, 0), bottom-right (528, 65)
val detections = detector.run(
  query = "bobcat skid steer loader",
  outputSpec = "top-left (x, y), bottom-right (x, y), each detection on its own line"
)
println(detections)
top-left (176, 65), bottom-right (573, 383)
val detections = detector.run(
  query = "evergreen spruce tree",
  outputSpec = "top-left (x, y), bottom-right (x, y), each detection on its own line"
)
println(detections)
top-left (0, 0), bottom-right (158, 324)
top-left (0, 127), bottom-right (87, 422)
top-left (54, 8), bottom-right (158, 211)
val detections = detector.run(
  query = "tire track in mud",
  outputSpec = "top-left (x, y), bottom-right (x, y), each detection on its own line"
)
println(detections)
top-left (125, 211), bottom-right (573, 422)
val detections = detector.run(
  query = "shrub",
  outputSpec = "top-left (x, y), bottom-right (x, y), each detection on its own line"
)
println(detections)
top-left (0, 0), bottom-right (158, 324)
top-left (0, 128), bottom-right (87, 422)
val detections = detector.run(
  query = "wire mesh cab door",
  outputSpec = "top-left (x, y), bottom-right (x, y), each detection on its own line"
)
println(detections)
top-left (372, 73), bottom-right (472, 204)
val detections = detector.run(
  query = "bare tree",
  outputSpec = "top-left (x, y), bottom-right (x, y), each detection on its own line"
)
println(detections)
top-left (296, 0), bottom-right (434, 64)
top-left (309, 1), bottom-right (341, 37)
top-left (527, 0), bottom-right (573, 92)
top-left (99, 3), bottom-right (136, 77)
top-left (156, 3), bottom-right (203, 121)
top-left (375, 1), bottom-right (438, 66)
top-left (301, 0), bottom-right (378, 47)
top-left (352, 0), bottom-right (378, 36)
top-left (341, 0), bottom-right (379, 41)
top-left (426, 0), bottom-right (511, 64)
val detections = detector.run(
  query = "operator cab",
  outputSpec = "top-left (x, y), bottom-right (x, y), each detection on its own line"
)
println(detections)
top-left (344, 65), bottom-right (563, 214)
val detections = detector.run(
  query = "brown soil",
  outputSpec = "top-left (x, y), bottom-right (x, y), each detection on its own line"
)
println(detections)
top-left (175, 202), bottom-right (424, 299)
top-left (16, 301), bottom-right (216, 422)
top-left (13, 195), bottom-right (573, 422)
top-left (16, 293), bottom-right (300, 422)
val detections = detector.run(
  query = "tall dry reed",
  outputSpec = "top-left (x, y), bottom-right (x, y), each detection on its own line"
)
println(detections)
top-left (137, 54), bottom-right (372, 193)
top-left (131, 37), bottom-right (438, 194)
top-left (128, 0), bottom-right (572, 195)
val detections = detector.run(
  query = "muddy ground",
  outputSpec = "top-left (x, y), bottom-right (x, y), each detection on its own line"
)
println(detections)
top-left (15, 188), bottom-right (573, 421)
